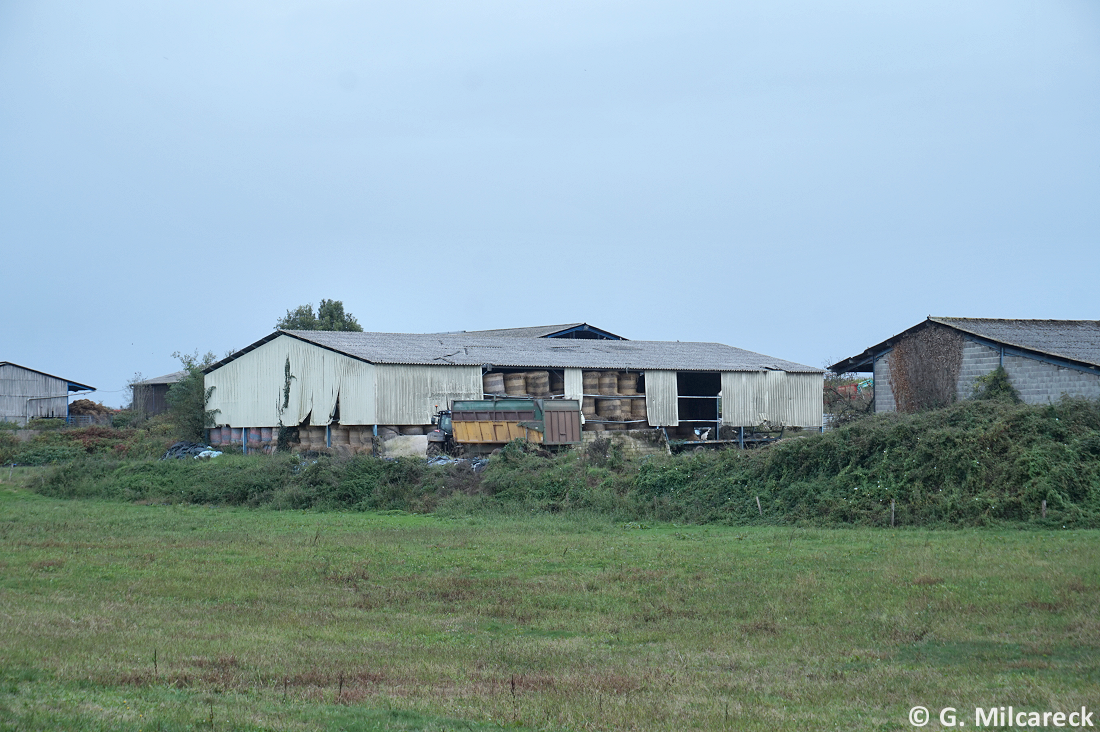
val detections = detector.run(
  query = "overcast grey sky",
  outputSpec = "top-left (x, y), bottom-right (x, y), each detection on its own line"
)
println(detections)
top-left (3, 1), bottom-right (1098, 406)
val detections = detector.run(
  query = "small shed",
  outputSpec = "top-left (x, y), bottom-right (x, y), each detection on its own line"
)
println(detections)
top-left (830, 317), bottom-right (1100, 412)
top-left (131, 371), bottom-right (185, 417)
top-left (0, 362), bottom-right (96, 426)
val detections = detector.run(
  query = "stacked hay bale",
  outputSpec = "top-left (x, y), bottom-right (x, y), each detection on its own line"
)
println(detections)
top-left (597, 371), bottom-right (623, 429)
top-left (582, 371), bottom-right (601, 430)
top-left (504, 373), bottom-right (527, 396)
top-left (617, 373), bottom-right (638, 427)
top-left (329, 425), bottom-right (354, 456)
top-left (400, 425), bottom-right (425, 435)
top-left (525, 371), bottom-right (550, 397)
top-left (549, 371), bottom-right (565, 395)
top-left (483, 372), bottom-right (506, 396)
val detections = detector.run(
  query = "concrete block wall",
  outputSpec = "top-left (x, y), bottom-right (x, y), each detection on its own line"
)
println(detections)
top-left (580, 429), bottom-right (670, 458)
top-left (873, 354), bottom-right (896, 413)
top-left (1003, 354), bottom-right (1100, 403)
top-left (956, 340), bottom-right (1001, 401)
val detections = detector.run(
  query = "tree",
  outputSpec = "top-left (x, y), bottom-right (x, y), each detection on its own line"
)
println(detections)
top-left (276, 299), bottom-right (362, 331)
top-left (167, 350), bottom-right (220, 441)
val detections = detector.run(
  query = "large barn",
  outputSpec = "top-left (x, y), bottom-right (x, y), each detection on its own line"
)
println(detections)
top-left (830, 317), bottom-right (1100, 413)
top-left (0, 362), bottom-right (96, 426)
top-left (203, 325), bottom-right (823, 452)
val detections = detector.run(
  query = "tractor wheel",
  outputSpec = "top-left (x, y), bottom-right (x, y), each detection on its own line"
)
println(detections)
top-left (426, 443), bottom-right (442, 457)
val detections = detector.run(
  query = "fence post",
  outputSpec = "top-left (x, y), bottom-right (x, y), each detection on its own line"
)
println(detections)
top-left (891, 499), bottom-right (895, 527)
top-left (1042, 499), bottom-right (1047, 519)
top-left (755, 496), bottom-right (763, 517)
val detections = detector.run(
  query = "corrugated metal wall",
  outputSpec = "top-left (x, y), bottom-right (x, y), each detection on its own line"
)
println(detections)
top-left (721, 371), bottom-right (822, 428)
top-left (0, 364), bottom-right (69, 425)
top-left (206, 336), bottom-right (376, 427)
top-left (374, 364), bottom-right (482, 425)
top-left (564, 368), bottom-right (584, 401)
top-left (643, 370), bottom-right (679, 426)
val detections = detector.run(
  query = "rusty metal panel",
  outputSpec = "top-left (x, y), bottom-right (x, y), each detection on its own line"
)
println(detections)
top-left (642, 370), bottom-right (679, 426)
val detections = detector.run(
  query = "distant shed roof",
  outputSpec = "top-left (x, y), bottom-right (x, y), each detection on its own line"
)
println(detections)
top-left (135, 371), bottom-right (185, 386)
top-left (443, 323), bottom-right (625, 340)
top-left (205, 331), bottom-right (821, 374)
top-left (830, 317), bottom-right (1100, 373)
top-left (0, 362), bottom-right (95, 392)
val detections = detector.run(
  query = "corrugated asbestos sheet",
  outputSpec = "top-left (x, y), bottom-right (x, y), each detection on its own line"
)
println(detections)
top-left (643, 370), bottom-right (679, 427)
top-left (0, 363), bottom-right (70, 424)
top-left (227, 330), bottom-right (822, 373)
top-left (374, 364), bottom-right (482, 425)
top-left (563, 368), bottom-right (584, 401)
top-left (206, 337), bottom-right (375, 427)
top-left (205, 336), bottom-right (481, 427)
top-left (721, 371), bottom-right (823, 428)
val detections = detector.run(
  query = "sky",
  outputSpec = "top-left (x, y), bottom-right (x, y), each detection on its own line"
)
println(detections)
top-left (2, 1), bottom-right (1098, 407)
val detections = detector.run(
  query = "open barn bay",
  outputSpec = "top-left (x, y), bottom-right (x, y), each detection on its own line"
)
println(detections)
top-left (1, 485), bottom-right (1098, 731)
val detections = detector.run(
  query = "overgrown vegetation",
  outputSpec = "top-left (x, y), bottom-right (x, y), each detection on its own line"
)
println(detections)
top-left (972, 364), bottom-right (1021, 403)
top-left (888, 325), bottom-right (964, 412)
top-left (28, 397), bottom-right (1100, 528)
top-left (166, 350), bottom-right (219, 441)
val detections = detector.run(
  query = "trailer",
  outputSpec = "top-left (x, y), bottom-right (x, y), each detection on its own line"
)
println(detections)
top-left (428, 397), bottom-right (583, 456)
top-left (664, 425), bottom-right (786, 454)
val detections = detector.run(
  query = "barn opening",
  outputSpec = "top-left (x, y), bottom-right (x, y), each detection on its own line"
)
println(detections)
top-left (677, 371), bottom-right (720, 423)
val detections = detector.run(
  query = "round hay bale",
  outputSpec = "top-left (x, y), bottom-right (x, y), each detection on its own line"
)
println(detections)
top-left (598, 372), bottom-right (619, 395)
top-left (582, 371), bottom-right (600, 394)
top-left (618, 373), bottom-right (639, 395)
top-left (330, 427), bottom-right (350, 445)
top-left (596, 398), bottom-right (622, 420)
top-left (525, 371), bottom-right (550, 396)
top-left (504, 373), bottom-right (527, 396)
top-left (619, 399), bottom-right (633, 421)
top-left (549, 372), bottom-right (565, 393)
top-left (584, 421), bottom-right (605, 431)
top-left (483, 372), bottom-right (506, 395)
top-left (377, 426), bottom-right (400, 441)
top-left (401, 425), bottom-right (425, 435)
top-left (582, 396), bottom-right (597, 417)
top-left (260, 427), bottom-right (273, 442)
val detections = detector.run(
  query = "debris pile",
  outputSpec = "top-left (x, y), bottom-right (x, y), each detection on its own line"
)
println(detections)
top-left (161, 441), bottom-right (222, 460)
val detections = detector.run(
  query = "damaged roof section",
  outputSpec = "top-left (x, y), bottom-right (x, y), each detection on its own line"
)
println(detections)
top-left (205, 331), bottom-right (821, 374)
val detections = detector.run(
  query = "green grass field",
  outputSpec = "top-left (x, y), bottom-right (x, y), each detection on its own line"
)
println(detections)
top-left (2, 478), bottom-right (1098, 731)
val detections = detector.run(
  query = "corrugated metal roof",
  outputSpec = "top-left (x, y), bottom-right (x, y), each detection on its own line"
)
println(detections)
top-left (258, 331), bottom-right (822, 373)
top-left (0, 362), bottom-right (96, 392)
top-left (135, 371), bottom-right (185, 386)
top-left (830, 317), bottom-right (1100, 372)
top-left (930, 318), bottom-right (1100, 368)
